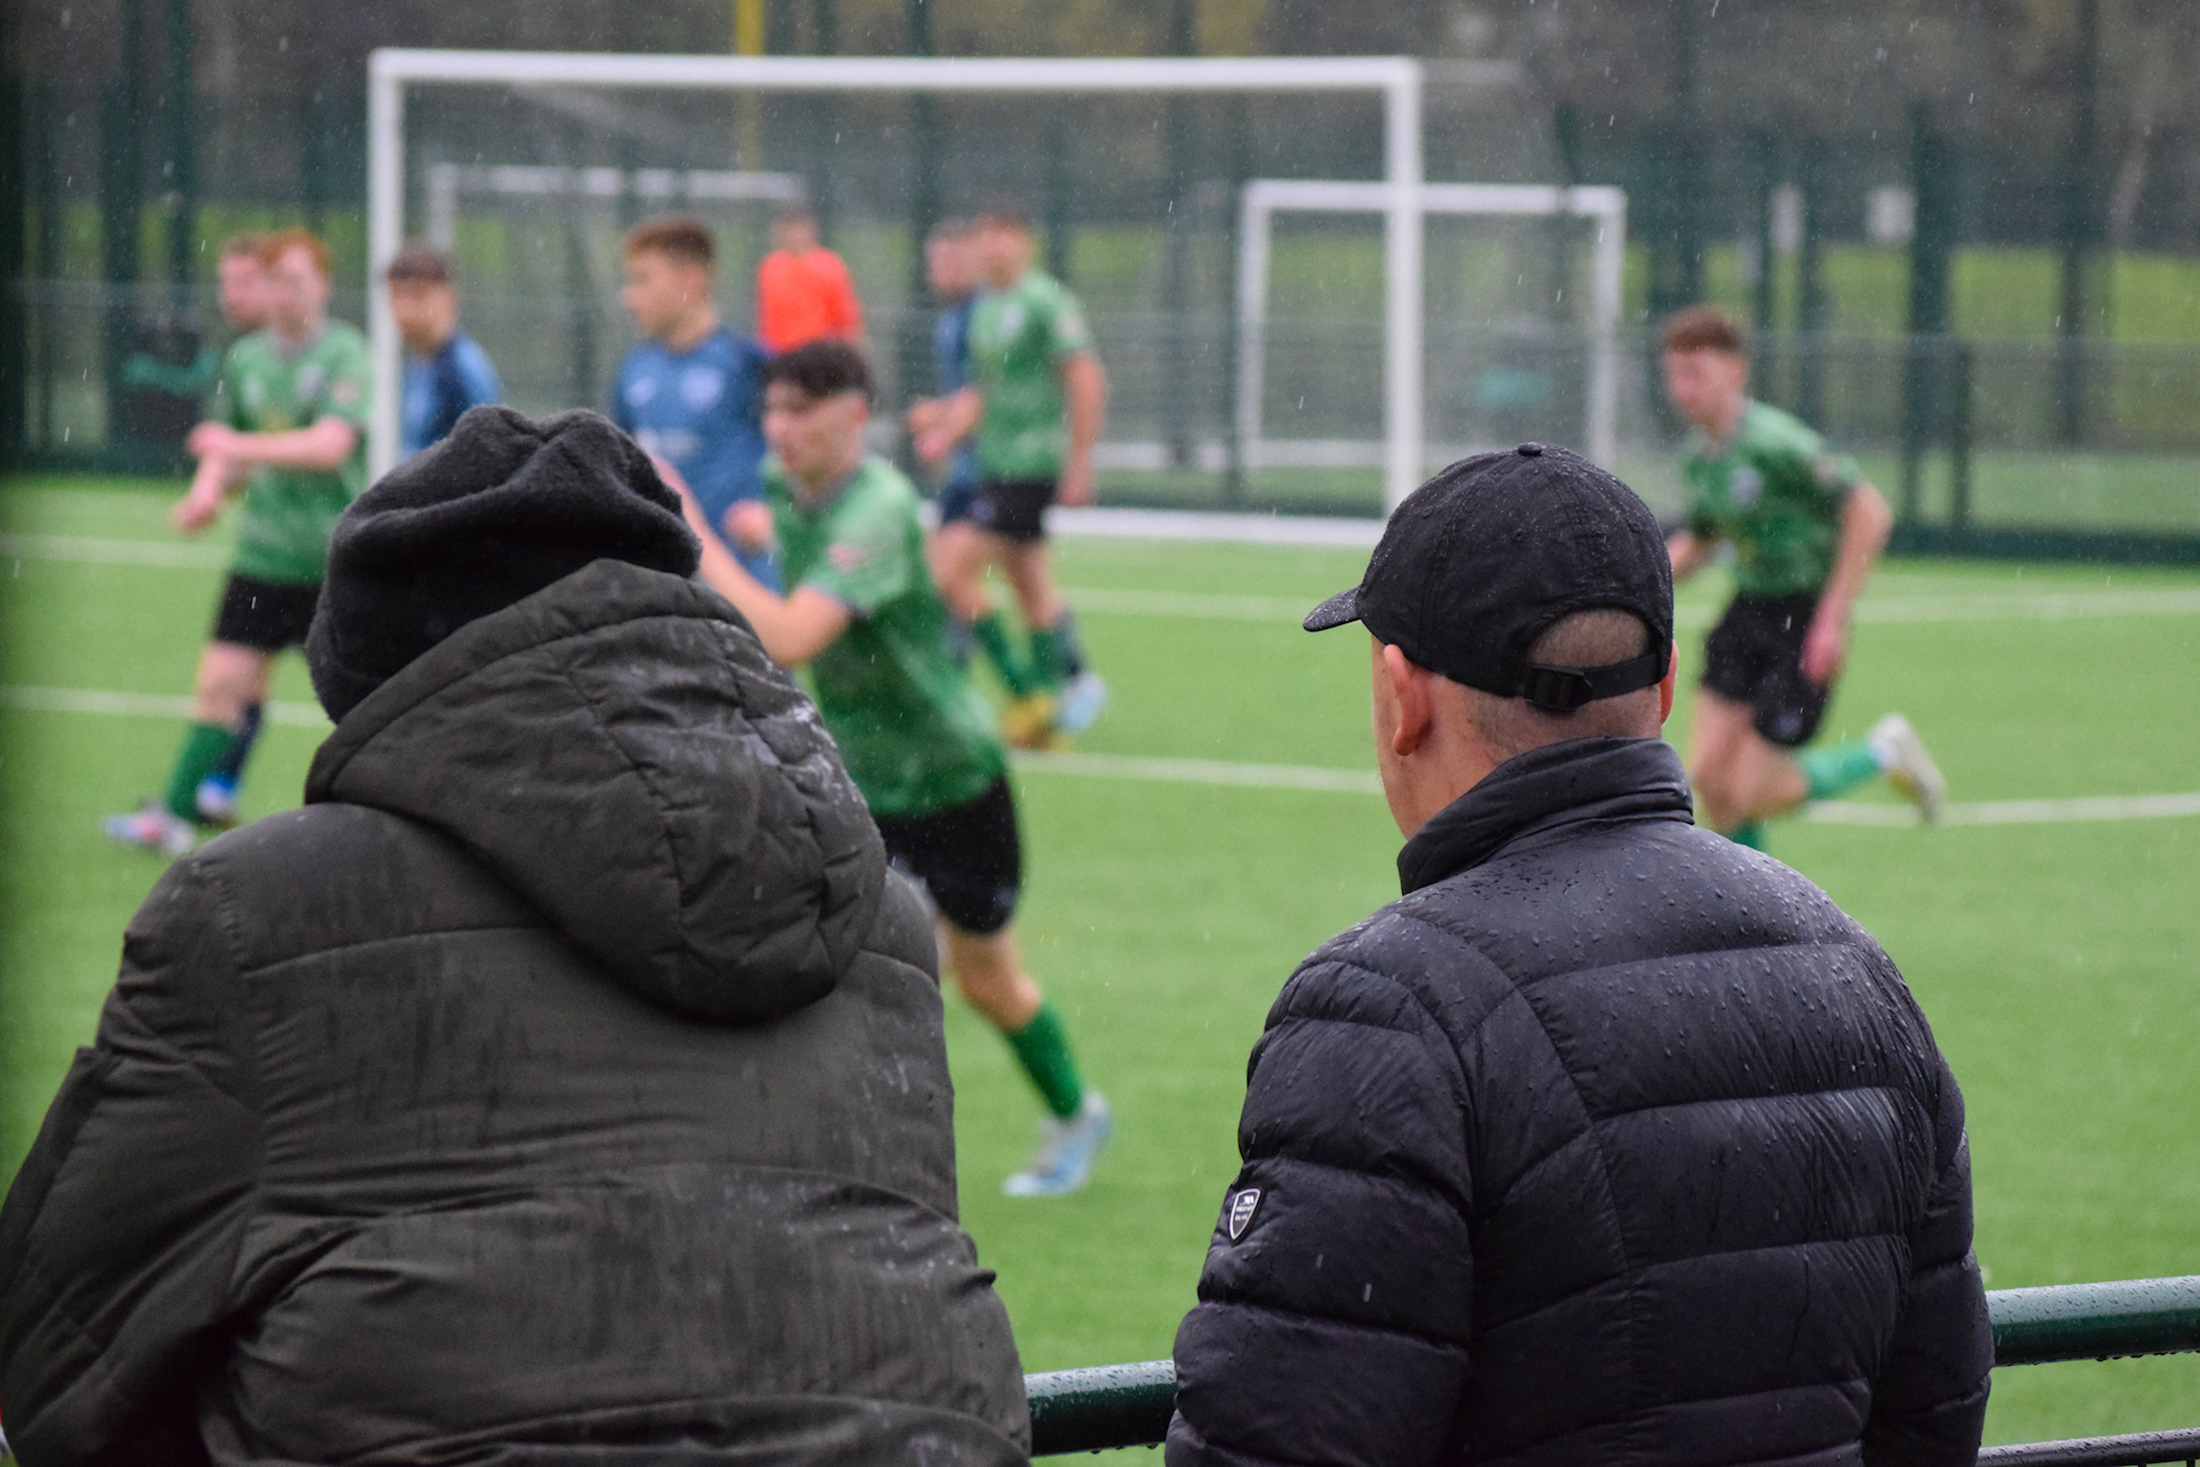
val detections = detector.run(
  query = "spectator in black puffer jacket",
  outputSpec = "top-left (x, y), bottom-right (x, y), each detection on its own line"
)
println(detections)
top-left (0, 408), bottom-right (1028, 1467)
top-left (1168, 446), bottom-right (1990, 1467)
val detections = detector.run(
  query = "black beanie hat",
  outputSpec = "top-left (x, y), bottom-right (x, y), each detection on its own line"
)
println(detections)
top-left (307, 406), bottom-right (702, 722)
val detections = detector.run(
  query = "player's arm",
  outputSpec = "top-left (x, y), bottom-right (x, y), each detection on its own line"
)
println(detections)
top-left (188, 417), bottom-right (359, 474)
top-left (675, 484), bottom-right (851, 666)
top-left (1058, 351), bottom-right (1106, 508)
top-left (1801, 481), bottom-right (1892, 685)
top-left (910, 387), bottom-right (981, 465)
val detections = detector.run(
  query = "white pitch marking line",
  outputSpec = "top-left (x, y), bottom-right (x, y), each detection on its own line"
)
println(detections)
top-left (0, 534), bottom-right (229, 569)
top-left (3, 686), bottom-right (2195, 828)
top-left (13, 535), bottom-right (2197, 629)
top-left (0, 685), bottom-right (329, 726)
top-left (1058, 586), bottom-right (2200, 629)
top-left (1012, 749), bottom-right (1384, 795)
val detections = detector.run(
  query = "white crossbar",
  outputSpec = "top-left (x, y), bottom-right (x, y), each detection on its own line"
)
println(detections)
top-left (366, 51), bottom-right (1424, 489)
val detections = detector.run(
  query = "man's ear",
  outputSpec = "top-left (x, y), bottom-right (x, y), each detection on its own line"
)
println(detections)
top-left (1382, 642), bottom-right (1434, 757)
top-left (1658, 642), bottom-right (1678, 725)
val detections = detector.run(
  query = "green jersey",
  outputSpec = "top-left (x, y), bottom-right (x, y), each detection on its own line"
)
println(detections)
top-left (1683, 399), bottom-right (1861, 598)
top-left (967, 269), bottom-right (1095, 481)
top-left (218, 321), bottom-right (372, 586)
top-left (768, 455), bottom-right (1008, 819)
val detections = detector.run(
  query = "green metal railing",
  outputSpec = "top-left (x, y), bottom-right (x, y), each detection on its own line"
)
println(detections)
top-left (1025, 1275), bottom-right (2200, 1461)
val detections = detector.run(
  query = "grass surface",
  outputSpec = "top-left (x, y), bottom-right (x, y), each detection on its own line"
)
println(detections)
top-left (4, 474), bottom-right (2199, 1451)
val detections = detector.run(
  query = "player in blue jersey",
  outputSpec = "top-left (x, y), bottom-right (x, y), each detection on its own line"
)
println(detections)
top-left (387, 243), bottom-right (502, 460)
top-left (612, 216), bottom-right (776, 585)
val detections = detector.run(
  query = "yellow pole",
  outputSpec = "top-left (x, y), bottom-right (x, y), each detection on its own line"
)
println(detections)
top-left (733, 0), bottom-right (765, 169)
top-left (733, 0), bottom-right (764, 56)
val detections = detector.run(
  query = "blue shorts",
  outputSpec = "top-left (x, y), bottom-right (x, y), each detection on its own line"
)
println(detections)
top-left (936, 476), bottom-right (983, 528)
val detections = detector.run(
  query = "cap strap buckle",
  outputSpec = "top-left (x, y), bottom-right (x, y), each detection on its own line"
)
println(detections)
top-left (1519, 647), bottom-right (1669, 713)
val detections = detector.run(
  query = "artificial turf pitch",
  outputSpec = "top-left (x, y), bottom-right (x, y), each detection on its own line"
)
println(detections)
top-left (3, 474), bottom-right (2198, 1451)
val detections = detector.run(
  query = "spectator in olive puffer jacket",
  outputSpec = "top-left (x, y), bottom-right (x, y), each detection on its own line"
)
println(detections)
top-left (0, 407), bottom-right (1029, 1467)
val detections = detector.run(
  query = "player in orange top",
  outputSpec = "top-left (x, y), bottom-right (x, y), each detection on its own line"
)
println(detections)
top-left (755, 205), bottom-right (864, 354)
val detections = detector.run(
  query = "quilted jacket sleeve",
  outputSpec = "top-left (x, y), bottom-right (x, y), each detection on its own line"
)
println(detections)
top-left (0, 856), bottom-right (260, 1467)
top-left (1167, 949), bottom-right (1476, 1467)
top-left (1862, 1053), bottom-right (1993, 1466)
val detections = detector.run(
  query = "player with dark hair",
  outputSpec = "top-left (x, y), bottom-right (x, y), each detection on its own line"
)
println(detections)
top-left (104, 229), bottom-right (371, 853)
top-left (675, 337), bottom-right (1113, 1197)
top-left (756, 203), bottom-right (865, 355)
top-left (1662, 304), bottom-right (1944, 849)
top-left (613, 215), bottom-right (776, 585)
top-left (387, 241), bottom-right (502, 459)
top-left (910, 200), bottom-right (1108, 748)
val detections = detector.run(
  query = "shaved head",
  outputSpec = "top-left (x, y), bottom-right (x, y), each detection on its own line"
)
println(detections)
top-left (1463, 609), bottom-right (1664, 762)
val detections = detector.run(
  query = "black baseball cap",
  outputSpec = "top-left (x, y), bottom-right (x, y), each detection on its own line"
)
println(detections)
top-left (1304, 444), bottom-right (1674, 712)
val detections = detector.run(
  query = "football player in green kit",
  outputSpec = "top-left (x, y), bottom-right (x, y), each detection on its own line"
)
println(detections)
top-left (1662, 305), bottom-right (1945, 851)
top-left (675, 339), bottom-right (1113, 1197)
top-left (105, 230), bottom-right (371, 854)
top-left (909, 200), bottom-right (1108, 749)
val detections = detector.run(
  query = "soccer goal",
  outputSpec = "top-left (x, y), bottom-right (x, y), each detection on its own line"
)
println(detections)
top-left (1236, 181), bottom-right (1625, 470)
top-left (367, 49), bottom-right (1426, 504)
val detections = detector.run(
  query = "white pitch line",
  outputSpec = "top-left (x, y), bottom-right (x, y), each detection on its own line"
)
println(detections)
top-left (1012, 748), bottom-right (1384, 795)
top-left (1804, 792), bottom-right (2200, 827)
top-left (0, 685), bottom-right (328, 726)
top-left (8, 535), bottom-right (2197, 629)
top-left (0, 533), bottom-right (229, 569)
top-left (3, 683), bottom-right (2194, 829)
top-left (1056, 585), bottom-right (2200, 629)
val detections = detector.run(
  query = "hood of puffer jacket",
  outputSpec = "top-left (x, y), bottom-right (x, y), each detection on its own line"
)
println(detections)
top-left (304, 557), bottom-right (887, 1026)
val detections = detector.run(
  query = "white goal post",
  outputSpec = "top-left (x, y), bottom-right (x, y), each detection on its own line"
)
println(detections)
top-left (367, 49), bottom-right (1426, 502)
top-left (1237, 180), bottom-right (1627, 470)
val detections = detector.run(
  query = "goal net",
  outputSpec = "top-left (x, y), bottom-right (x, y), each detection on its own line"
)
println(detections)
top-left (369, 52), bottom-right (1622, 514)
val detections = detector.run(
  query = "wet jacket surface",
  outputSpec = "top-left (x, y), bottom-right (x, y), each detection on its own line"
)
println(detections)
top-left (0, 560), bottom-right (1028, 1467)
top-left (1168, 736), bottom-right (1990, 1467)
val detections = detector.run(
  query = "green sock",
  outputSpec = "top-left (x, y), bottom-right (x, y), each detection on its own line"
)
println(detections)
top-left (971, 610), bottom-right (1037, 698)
top-left (1726, 820), bottom-right (1770, 852)
top-left (1797, 740), bottom-right (1888, 802)
top-left (1028, 610), bottom-right (1086, 692)
top-left (1004, 1000), bottom-right (1087, 1119)
top-left (162, 722), bottom-right (238, 822)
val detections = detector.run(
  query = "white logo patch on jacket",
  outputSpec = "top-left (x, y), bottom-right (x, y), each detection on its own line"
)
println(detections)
top-left (1225, 1187), bottom-right (1261, 1241)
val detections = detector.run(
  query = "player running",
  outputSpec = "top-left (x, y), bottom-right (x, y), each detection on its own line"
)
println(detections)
top-left (755, 204), bottom-right (865, 355)
top-left (910, 201), bottom-right (1107, 748)
top-left (676, 339), bottom-right (1113, 1197)
top-left (1662, 305), bottom-right (1945, 849)
top-left (104, 229), bottom-right (371, 854)
top-left (387, 241), bottom-right (502, 459)
top-left (613, 215), bottom-right (776, 584)
top-left (920, 218), bottom-right (1006, 678)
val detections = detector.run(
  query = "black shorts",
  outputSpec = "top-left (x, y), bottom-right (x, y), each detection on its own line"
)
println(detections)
top-left (952, 478), bottom-right (1055, 543)
top-left (871, 776), bottom-right (1022, 936)
top-left (1700, 593), bottom-right (1832, 748)
top-left (212, 573), bottom-right (321, 653)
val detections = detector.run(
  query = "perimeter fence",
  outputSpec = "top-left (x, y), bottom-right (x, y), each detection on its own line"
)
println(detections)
top-left (1023, 1275), bottom-right (2200, 1462)
top-left (11, 277), bottom-right (2200, 562)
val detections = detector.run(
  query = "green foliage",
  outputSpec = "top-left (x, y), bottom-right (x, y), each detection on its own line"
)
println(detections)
top-left (4, 476), bottom-right (2199, 1452)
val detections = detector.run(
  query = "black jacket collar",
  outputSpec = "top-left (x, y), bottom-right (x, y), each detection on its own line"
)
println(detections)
top-left (1396, 736), bottom-right (1695, 894)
